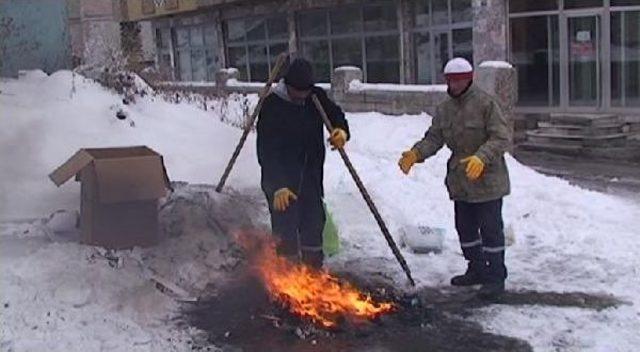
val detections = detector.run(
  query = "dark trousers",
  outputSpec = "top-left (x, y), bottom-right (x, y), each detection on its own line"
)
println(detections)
top-left (265, 176), bottom-right (326, 268)
top-left (454, 199), bottom-right (507, 283)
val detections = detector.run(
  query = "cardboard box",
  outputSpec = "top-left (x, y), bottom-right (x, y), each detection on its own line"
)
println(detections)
top-left (49, 146), bottom-right (171, 249)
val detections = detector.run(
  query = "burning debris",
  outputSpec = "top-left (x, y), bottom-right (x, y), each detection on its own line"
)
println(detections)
top-left (234, 231), bottom-right (395, 329)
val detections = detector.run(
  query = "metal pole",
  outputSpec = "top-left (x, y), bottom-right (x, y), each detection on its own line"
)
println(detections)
top-left (311, 94), bottom-right (416, 286)
top-left (215, 52), bottom-right (289, 193)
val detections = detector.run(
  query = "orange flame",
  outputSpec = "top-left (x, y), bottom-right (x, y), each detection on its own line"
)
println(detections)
top-left (235, 231), bottom-right (395, 328)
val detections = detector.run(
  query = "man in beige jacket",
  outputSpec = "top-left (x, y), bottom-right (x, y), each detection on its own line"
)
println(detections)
top-left (398, 58), bottom-right (511, 300)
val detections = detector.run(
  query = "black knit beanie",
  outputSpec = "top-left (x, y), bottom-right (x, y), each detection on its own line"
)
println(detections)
top-left (284, 57), bottom-right (314, 90)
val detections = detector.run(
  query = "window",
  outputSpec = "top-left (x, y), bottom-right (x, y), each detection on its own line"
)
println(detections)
top-left (564, 0), bottom-right (602, 9)
top-left (299, 11), bottom-right (327, 37)
top-left (611, 11), bottom-right (640, 107)
top-left (224, 15), bottom-right (288, 81)
top-left (451, 0), bottom-right (473, 23)
top-left (154, 17), bottom-right (221, 82)
top-left (508, 0), bottom-right (557, 13)
top-left (174, 24), bottom-right (219, 81)
top-left (330, 7), bottom-right (361, 34)
top-left (414, 32), bottom-right (432, 83)
top-left (612, 0), bottom-right (640, 5)
top-left (510, 16), bottom-right (560, 106)
top-left (297, 1), bottom-right (401, 83)
top-left (412, 0), bottom-right (473, 84)
top-left (363, 2), bottom-right (397, 31)
top-left (366, 36), bottom-right (400, 83)
top-left (452, 28), bottom-right (473, 64)
top-left (301, 41), bottom-right (331, 82)
top-left (155, 27), bottom-right (173, 78)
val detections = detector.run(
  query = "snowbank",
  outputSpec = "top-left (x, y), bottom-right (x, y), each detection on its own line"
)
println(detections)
top-left (0, 71), bottom-right (261, 221)
top-left (479, 61), bottom-right (514, 69)
top-left (348, 79), bottom-right (448, 93)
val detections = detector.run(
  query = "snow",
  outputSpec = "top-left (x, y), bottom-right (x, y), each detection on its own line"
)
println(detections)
top-left (155, 81), bottom-right (216, 87)
top-left (480, 61), bottom-right (514, 69)
top-left (226, 78), bottom-right (271, 88)
top-left (219, 67), bottom-right (239, 75)
top-left (335, 66), bottom-right (360, 72)
top-left (0, 70), bottom-right (259, 221)
top-left (2, 71), bottom-right (640, 351)
top-left (348, 79), bottom-right (448, 93)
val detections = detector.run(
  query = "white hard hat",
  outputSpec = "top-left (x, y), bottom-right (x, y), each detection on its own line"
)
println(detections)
top-left (443, 57), bottom-right (473, 74)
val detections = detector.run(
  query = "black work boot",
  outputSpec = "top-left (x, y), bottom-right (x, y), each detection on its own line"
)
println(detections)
top-left (276, 241), bottom-right (300, 263)
top-left (450, 261), bottom-right (486, 286)
top-left (301, 250), bottom-right (324, 269)
top-left (477, 281), bottom-right (505, 300)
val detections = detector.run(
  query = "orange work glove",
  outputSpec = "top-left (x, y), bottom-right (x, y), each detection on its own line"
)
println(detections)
top-left (398, 149), bottom-right (419, 174)
top-left (328, 128), bottom-right (347, 149)
top-left (459, 155), bottom-right (485, 181)
top-left (273, 188), bottom-right (297, 212)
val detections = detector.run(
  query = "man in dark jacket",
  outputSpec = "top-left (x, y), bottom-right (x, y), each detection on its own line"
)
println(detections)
top-left (257, 57), bottom-right (350, 268)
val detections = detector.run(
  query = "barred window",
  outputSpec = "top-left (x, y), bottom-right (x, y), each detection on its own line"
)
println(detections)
top-left (224, 15), bottom-right (288, 81)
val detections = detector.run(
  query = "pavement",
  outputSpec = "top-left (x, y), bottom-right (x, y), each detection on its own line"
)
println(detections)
top-left (513, 150), bottom-right (640, 203)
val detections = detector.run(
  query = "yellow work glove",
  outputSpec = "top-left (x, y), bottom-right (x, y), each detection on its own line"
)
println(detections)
top-left (328, 128), bottom-right (347, 149)
top-left (273, 188), bottom-right (297, 212)
top-left (460, 155), bottom-right (485, 181)
top-left (398, 149), bottom-right (419, 175)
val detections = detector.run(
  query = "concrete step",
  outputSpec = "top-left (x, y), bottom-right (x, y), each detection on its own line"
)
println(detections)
top-left (537, 122), bottom-right (625, 136)
top-left (525, 130), bottom-right (631, 148)
top-left (518, 142), bottom-right (640, 161)
top-left (518, 142), bottom-right (582, 156)
top-left (549, 113), bottom-right (620, 127)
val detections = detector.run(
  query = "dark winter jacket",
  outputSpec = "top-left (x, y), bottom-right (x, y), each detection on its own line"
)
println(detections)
top-left (257, 84), bottom-right (349, 197)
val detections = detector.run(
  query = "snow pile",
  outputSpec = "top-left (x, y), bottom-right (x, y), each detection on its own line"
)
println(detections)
top-left (348, 79), bottom-right (448, 93)
top-left (0, 223), bottom-right (195, 352)
top-left (0, 70), bottom-right (261, 221)
top-left (0, 181), bottom-right (268, 352)
top-left (479, 61), bottom-right (514, 69)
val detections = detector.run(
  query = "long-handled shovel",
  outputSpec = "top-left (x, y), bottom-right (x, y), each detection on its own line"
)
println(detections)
top-left (216, 52), bottom-right (289, 193)
top-left (311, 94), bottom-right (416, 286)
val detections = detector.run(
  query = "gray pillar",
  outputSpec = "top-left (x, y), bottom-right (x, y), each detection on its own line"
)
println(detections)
top-left (475, 63), bottom-right (518, 134)
top-left (331, 66), bottom-right (363, 103)
top-left (287, 11), bottom-right (297, 55)
top-left (472, 0), bottom-right (508, 64)
top-left (214, 10), bottom-right (226, 69)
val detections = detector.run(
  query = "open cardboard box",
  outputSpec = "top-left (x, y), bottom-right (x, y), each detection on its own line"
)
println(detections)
top-left (49, 146), bottom-right (171, 249)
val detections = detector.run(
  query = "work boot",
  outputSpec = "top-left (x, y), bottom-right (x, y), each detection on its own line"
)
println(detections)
top-left (276, 241), bottom-right (300, 262)
top-left (450, 261), bottom-right (486, 286)
top-left (477, 281), bottom-right (505, 301)
top-left (301, 250), bottom-right (324, 270)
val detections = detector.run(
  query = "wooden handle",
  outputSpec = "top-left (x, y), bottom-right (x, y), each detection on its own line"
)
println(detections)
top-left (311, 94), bottom-right (415, 286)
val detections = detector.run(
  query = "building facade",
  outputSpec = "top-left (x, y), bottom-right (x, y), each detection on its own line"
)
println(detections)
top-left (123, 0), bottom-right (639, 115)
top-left (0, 0), bottom-right (72, 77)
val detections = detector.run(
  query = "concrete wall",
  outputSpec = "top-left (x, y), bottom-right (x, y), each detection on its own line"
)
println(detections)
top-left (331, 66), bottom-right (448, 116)
top-left (155, 63), bottom-right (518, 118)
top-left (0, 0), bottom-right (71, 77)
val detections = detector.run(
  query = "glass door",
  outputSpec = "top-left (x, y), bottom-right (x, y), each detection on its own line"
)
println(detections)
top-left (566, 15), bottom-right (601, 107)
top-left (432, 30), bottom-right (450, 83)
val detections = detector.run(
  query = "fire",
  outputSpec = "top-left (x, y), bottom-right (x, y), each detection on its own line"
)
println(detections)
top-left (235, 231), bottom-right (395, 328)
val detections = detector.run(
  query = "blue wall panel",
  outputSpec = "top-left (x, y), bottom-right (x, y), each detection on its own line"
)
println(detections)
top-left (0, 0), bottom-right (71, 77)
